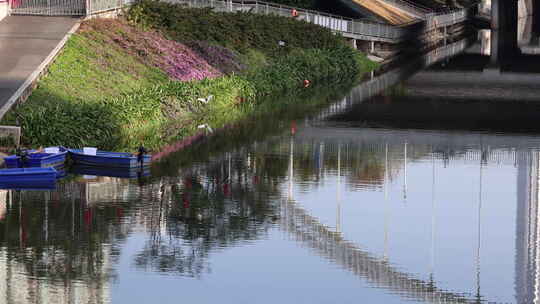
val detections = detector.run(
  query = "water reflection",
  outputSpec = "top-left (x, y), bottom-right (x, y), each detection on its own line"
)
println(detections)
top-left (4, 123), bottom-right (540, 303)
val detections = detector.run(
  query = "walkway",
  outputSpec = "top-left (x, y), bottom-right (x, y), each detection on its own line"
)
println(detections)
top-left (0, 16), bottom-right (78, 118)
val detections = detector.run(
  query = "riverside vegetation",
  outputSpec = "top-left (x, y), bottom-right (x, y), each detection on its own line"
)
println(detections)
top-left (1, 0), bottom-right (377, 151)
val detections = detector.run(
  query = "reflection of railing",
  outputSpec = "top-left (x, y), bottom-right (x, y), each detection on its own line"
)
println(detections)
top-left (280, 198), bottom-right (480, 304)
top-left (311, 38), bottom-right (471, 122)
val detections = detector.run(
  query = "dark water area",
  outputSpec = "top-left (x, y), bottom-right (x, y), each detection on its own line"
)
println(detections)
top-left (2, 19), bottom-right (540, 304)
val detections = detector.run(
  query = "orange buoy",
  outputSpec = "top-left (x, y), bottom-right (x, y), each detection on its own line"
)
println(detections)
top-left (303, 79), bottom-right (311, 88)
top-left (291, 9), bottom-right (299, 17)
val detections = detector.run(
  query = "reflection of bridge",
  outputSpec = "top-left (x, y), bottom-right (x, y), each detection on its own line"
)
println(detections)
top-left (277, 135), bottom-right (483, 303)
top-left (516, 151), bottom-right (540, 304)
top-left (276, 123), bottom-right (540, 303)
top-left (310, 38), bottom-right (472, 122)
top-left (280, 199), bottom-right (478, 303)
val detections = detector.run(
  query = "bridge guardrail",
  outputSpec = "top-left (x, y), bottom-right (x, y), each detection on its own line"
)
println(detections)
top-left (163, 0), bottom-right (412, 41)
top-left (10, 0), bottom-right (471, 42)
top-left (425, 5), bottom-right (475, 29)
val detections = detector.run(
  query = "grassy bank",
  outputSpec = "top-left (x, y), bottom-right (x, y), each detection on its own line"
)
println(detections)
top-left (1, 1), bottom-right (377, 151)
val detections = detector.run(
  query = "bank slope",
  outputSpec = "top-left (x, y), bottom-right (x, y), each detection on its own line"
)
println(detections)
top-left (2, 2), bottom-right (377, 151)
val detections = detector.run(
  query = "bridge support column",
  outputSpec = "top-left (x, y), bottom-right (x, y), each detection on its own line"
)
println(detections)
top-left (443, 26), bottom-right (448, 45)
top-left (533, 0), bottom-right (540, 36)
top-left (490, 0), bottom-right (520, 64)
top-left (346, 38), bottom-right (357, 50)
top-left (491, 0), bottom-right (518, 30)
top-left (518, 0), bottom-right (534, 18)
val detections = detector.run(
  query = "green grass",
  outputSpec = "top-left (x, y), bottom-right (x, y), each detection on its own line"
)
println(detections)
top-left (32, 33), bottom-right (168, 104)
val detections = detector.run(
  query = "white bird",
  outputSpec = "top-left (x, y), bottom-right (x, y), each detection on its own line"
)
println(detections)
top-left (197, 124), bottom-right (214, 133)
top-left (197, 95), bottom-right (214, 104)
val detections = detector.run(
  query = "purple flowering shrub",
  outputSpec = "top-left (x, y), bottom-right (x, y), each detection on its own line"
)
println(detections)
top-left (186, 41), bottom-right (245, 74)
top-left (80, 19), bottom-right (243, 82)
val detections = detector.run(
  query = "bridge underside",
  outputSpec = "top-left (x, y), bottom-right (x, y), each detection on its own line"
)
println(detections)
top-left (338, 0), bottom-right (421, 25)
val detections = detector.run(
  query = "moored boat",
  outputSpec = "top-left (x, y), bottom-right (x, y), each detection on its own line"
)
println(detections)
top-left (68, 147), bottom-right (151, 168)
top-left (4, 147), bottom-right (68, 168)
top-left (0, 167), bottom-right (57, 189)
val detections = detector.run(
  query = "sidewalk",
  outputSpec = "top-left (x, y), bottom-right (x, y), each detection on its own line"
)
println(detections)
top-left (0, 15), bottom-right (79, 119)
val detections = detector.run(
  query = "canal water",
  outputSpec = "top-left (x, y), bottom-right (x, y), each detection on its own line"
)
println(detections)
top-left (1, 22), bottom-right (540, 303)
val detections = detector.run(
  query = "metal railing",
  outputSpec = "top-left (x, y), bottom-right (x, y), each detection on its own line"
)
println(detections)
top-left (164, 0), bottom-right (413, 41)
top-left (9, 0), bottom-right (473, 42)
top-left (9, 0), bottom-right (85, 15)
top-left (87, 0), bottom-right (124, 14)
top-left (425, 4), bottom-right (475, 29)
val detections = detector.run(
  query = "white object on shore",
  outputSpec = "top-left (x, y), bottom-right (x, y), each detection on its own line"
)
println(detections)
top-left (197, 124), bottom-right (214, 133)
top-left (44, 147), bottom-right (59, 154)
top-left (83, 147), bottom-right (97, 156)
top-left (367, 55), bottom-right (384, 63)
top-left (197, 95), bottom-right (214, 104)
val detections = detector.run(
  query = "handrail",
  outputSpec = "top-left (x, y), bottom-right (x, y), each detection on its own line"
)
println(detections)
top-left (231, 0), bottom-right (356, 22)
top-left (163, 0), bottom-right (412, 40)
top-left (82, 0), bottom-right (473, 42)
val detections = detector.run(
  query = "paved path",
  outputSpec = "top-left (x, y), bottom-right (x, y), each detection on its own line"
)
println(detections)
top-left (0, 16), bottom-right (79, 117)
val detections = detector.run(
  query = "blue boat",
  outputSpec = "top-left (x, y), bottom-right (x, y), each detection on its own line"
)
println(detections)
top-left (0, 167), bottom-right (57, 189)
top-left (54, 166), bottom-right (67, 179)
top-left (68, 148), bottom-right (152, 168)
top-left (4, 147), bottom-right (68, 168)
top-left (71, 165), bottom-right (151, 179)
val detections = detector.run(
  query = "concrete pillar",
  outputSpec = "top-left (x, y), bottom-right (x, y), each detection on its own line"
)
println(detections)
top-left (490, 27), bottom-right (500, 65)
top-left (518, 0), bottom-right (533, 18)
top-left (444, 26), bottom-right (447, 45)
top-left (490, 0), bottom-right (519, 64)
top-left (370, 41), bottom-right (375, 54)
top-left (491, 0), bottom-right (500, 29)
top-left (533, 0), bottom-right (540, 35)
top-left (480, 0), bottom-right (491, 15)
top-left (349, 38), bottom-right (357, 50)
top-left (492, 0), bottom-right (519, 30)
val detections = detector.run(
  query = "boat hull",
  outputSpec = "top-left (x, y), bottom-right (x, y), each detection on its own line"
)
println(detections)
top-left (4, 147), bottom-right (68, 168)
top-left (69, 150), bottom-right (152, 168)
top-left (0, 168), bottom-right (57, 189)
